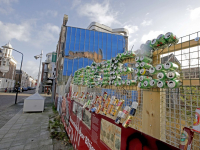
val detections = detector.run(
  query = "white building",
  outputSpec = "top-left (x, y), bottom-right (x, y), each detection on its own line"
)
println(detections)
top-left (0, 42), bottom-right (17, 92)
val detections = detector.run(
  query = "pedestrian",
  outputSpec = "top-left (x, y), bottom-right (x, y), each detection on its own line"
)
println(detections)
top-left (5, 87), bottom-right (7, 93)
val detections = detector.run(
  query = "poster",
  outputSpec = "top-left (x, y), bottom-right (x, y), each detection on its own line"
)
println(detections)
top-left (100, 118), bottom-right (121, 150)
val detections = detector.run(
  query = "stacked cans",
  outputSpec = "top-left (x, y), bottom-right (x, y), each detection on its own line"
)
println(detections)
top-left (148, 62), bottom-right (182, 89)
top-left (134, 51), bottom-right (153, 89)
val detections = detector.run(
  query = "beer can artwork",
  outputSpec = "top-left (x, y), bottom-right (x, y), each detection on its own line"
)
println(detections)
top-left (157, 72), bottom-right (167, 80)
top-left (135, 68), bottom-right (141, 75)
top-left (140, 62), bottom-right (152, 69)
top-left (164, 32), bottom-right (179, 44)
top-left (167, 80), bottom-right (182, 88)
top-left (134, 75), bottom-right (139, 81)
top-left (157, 80), bottom-right (168, 88)
top-left (122, 115), bottom-right (133, 128)
top-left (91, 107), bottom-right (97, 113)
top-left (156, 64), bottom-right (165, 72)
top-left (135, 62), bottom-right (141, 68)
top-left (193, 108), bottom-right (200, 133)
top-left (123, 67), bottom-right (134, 73)
top-left (167, 71), bottom-right (180, 79)
top-left (127, 51), bottom-right (136, 58)
top-left (126, 80), bottom-right (137, 86)
top-left (150, 79), bottom-right (159, 88)
top-left (140, 68), bottom-right (150, 76)
top-left (164, 62), bottom-right (179, 70)
top-left (140, 56), bottom-right (152, 63)
top-left (143, 80), bottom-right (151, 88)
top-left (103, 108), bottom-right (108, 115)
top-left (149, 66), bottom-right (158, 74)
top-left (151, 39), bottom-right (159, 48)
top-left (138, 82), bottom-right (145, 88)
top-left (179, 127), bottom-right (194, 150)
top-left (115, 99), bottom-right (125, 110)
top-left (140, 44), bottom-right (151, 51)
top-left (130, 102), bottom-right (138, 116)
top-left (122, 80), bottom-right (127, 85)
top-left (157, 34), bottom-right (167, 45)
top-left (135, 56), bottom-right (140, 62)
top-left (139, 76), bottom-right (152, 82)
top-left (141, 49), bottom-right (153, 58)
top-left (121, 106), bottom-right (131, 120)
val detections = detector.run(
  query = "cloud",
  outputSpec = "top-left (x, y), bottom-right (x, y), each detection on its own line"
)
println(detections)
top-left (129, 39), bottom-right (137, 50)
top-left (0, 21), bottom-right (31, 42)
top-left (0, 0), bottom-right (18, 14)
top-left (39, 10), bottom-right (58, 17)
top-left (187, 7), bottom-right (200, 20)
top-left (32, 23), bottom-right (60, 48)
top-left (146, 13), bottom-right (149, 15)
top-left (78, 1), bottom-right (119, 26)
top-left (141, 30), bottom-right (164, 43)
top-left (124, 25), bottom-right (138, 36)
top-left (141, 20), bottom-right (152, 26)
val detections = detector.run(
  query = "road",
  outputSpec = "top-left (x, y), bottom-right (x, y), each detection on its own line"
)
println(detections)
top-left (0, 90), bottom-right (36, 111)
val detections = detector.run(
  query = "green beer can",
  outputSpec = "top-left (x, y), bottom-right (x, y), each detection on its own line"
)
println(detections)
top-left (135, 68), bottom-right (141, 75)
top-left (135, 56), bottom-right (140, 62)
top-left (126, 80), bottom-right (137, 86)
top-left (143, 80), bottom-right (151, 88)
top-left (156, 64), bottom-right (165, 72)
top-left (104, 72), bottom-right (110, 77)
top-left (157, 34), bottom-right (167, 45)
top-left (114, 81), bottom-right (121, 86)
top-left (121, 80), bottom-right (126, 85)
top-left (140, 56), bottom-right (152, 63)
top-left (157, 80), bottom-right (168, 88)
top-left (164, 32), bottom-right (179, 44)
top-left (157, 72), bottom-right (167, 80)
top-left (140, 68), bottom-right (150, 76)
top-left (103, 77), bottom-right (110, 81)
top-left (167, 80), bottom-right (182, 88)
top-left (123, 67), bottom-right (134, 73)
top-left (140, 44), bottom-right (152, 52)
top-left (151, 39), bottom-right (159, 49)
top-left (167, 71), bottom-right (180, 79)
top-left (112, 75), bottom-right (121, 80)
top-left (135, 62), bottom-right (141, 68)
top-left (150, 79), bottom-right (159, 88)
top-left (134, 75), bottom-right (139, 81)
top-left (164, 62), bottom-right (179, 71)
top-left (140, 62), bottom-right (152, 69)
top-left (111, 63), bottom-right (115, 68)
top-left (127, 51), bottom-right (136, 58)
top-left (140, 49), bottom-right (153, 58)
top-left (107, 60), bottom-right (111, 64)
top-left (139, 76), bottom-right (152, 82)
top-left (138, 82), bottom-right (145, 88)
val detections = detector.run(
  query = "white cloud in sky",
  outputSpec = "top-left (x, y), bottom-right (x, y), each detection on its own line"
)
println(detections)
top-left (141, 30), bottom-right (164, 43)
top-left (32, 23), bottom-right (60, 48)
top-left (0, 0), bottom-right (17, 14)
top-left (78, 1), bottom-right (119, 26)
top-left (39, 10), bottom-right (58, 17)
top-left (146, 12), bottom-right (149, 15)
top-left (124, 25), bottom-right (138, 35)
top-left (141, 20), bottom-right (152, 26)
top-left (188, 7), bottom-right (200, 20)
top-left (0, 21), bottom-right (31, 42)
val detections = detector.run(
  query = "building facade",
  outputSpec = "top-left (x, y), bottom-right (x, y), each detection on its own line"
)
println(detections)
top-left (55, 15), bottom-right (129, 97)
top-left (40, 52), bottom-right (57, 93)
top-left (15, 70), bottom-right (36, 88)
top-left (0, 42), bottom-right (17, 92)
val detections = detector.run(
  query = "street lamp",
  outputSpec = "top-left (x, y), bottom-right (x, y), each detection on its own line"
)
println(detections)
top-left (2, 44), bottom-right (23, 104)
top-left (34, 50), bottom-right (43, 93)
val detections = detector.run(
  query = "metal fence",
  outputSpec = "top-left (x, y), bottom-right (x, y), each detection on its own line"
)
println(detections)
top-left (62, 31), bottom-right (200, 149)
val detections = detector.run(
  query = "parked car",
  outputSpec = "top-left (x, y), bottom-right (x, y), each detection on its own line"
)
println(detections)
top-left (22, 87), bottom-right (28, 91)
top-left (14, 87), bottom-right (22, 92)
top-left (27, 87), bottom-right (32, 90)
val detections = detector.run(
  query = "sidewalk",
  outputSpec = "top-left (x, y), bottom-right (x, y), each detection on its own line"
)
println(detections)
top-left (0, 97), bottom-right (53, 150)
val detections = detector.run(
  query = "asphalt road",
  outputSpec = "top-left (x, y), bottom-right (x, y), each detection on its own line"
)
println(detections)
top-left (0, 90), bottom-right (36, 112)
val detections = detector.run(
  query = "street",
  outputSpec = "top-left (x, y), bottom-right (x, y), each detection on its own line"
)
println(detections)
top-left (0, 90), bottom-right (35, 112)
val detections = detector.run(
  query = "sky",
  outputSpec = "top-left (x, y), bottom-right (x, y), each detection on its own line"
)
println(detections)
top-left (0, 0), bottom-right (200, 79)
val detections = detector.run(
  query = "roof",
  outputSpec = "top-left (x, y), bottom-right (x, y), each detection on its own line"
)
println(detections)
top-left (161, 53), bottom-right (181, 64)
top-left (4, 42), bottom-right (12, 49)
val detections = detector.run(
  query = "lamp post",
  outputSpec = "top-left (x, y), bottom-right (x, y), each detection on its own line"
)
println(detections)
top-left (34, 50), bottom-right (43, 93)
top-left (2, 45), bottom-right (23, 104)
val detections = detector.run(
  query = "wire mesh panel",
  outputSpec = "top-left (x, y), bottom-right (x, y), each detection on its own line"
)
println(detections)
top-left (153, 31), bottom-right (200, 149)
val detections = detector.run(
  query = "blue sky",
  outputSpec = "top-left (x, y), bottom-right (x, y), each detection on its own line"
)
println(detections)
top-left (0, 0), bottom-right (200, 79)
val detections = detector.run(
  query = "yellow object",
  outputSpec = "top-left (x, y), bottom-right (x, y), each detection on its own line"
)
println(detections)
top-left (122, 115), bottom-right (133, 128)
